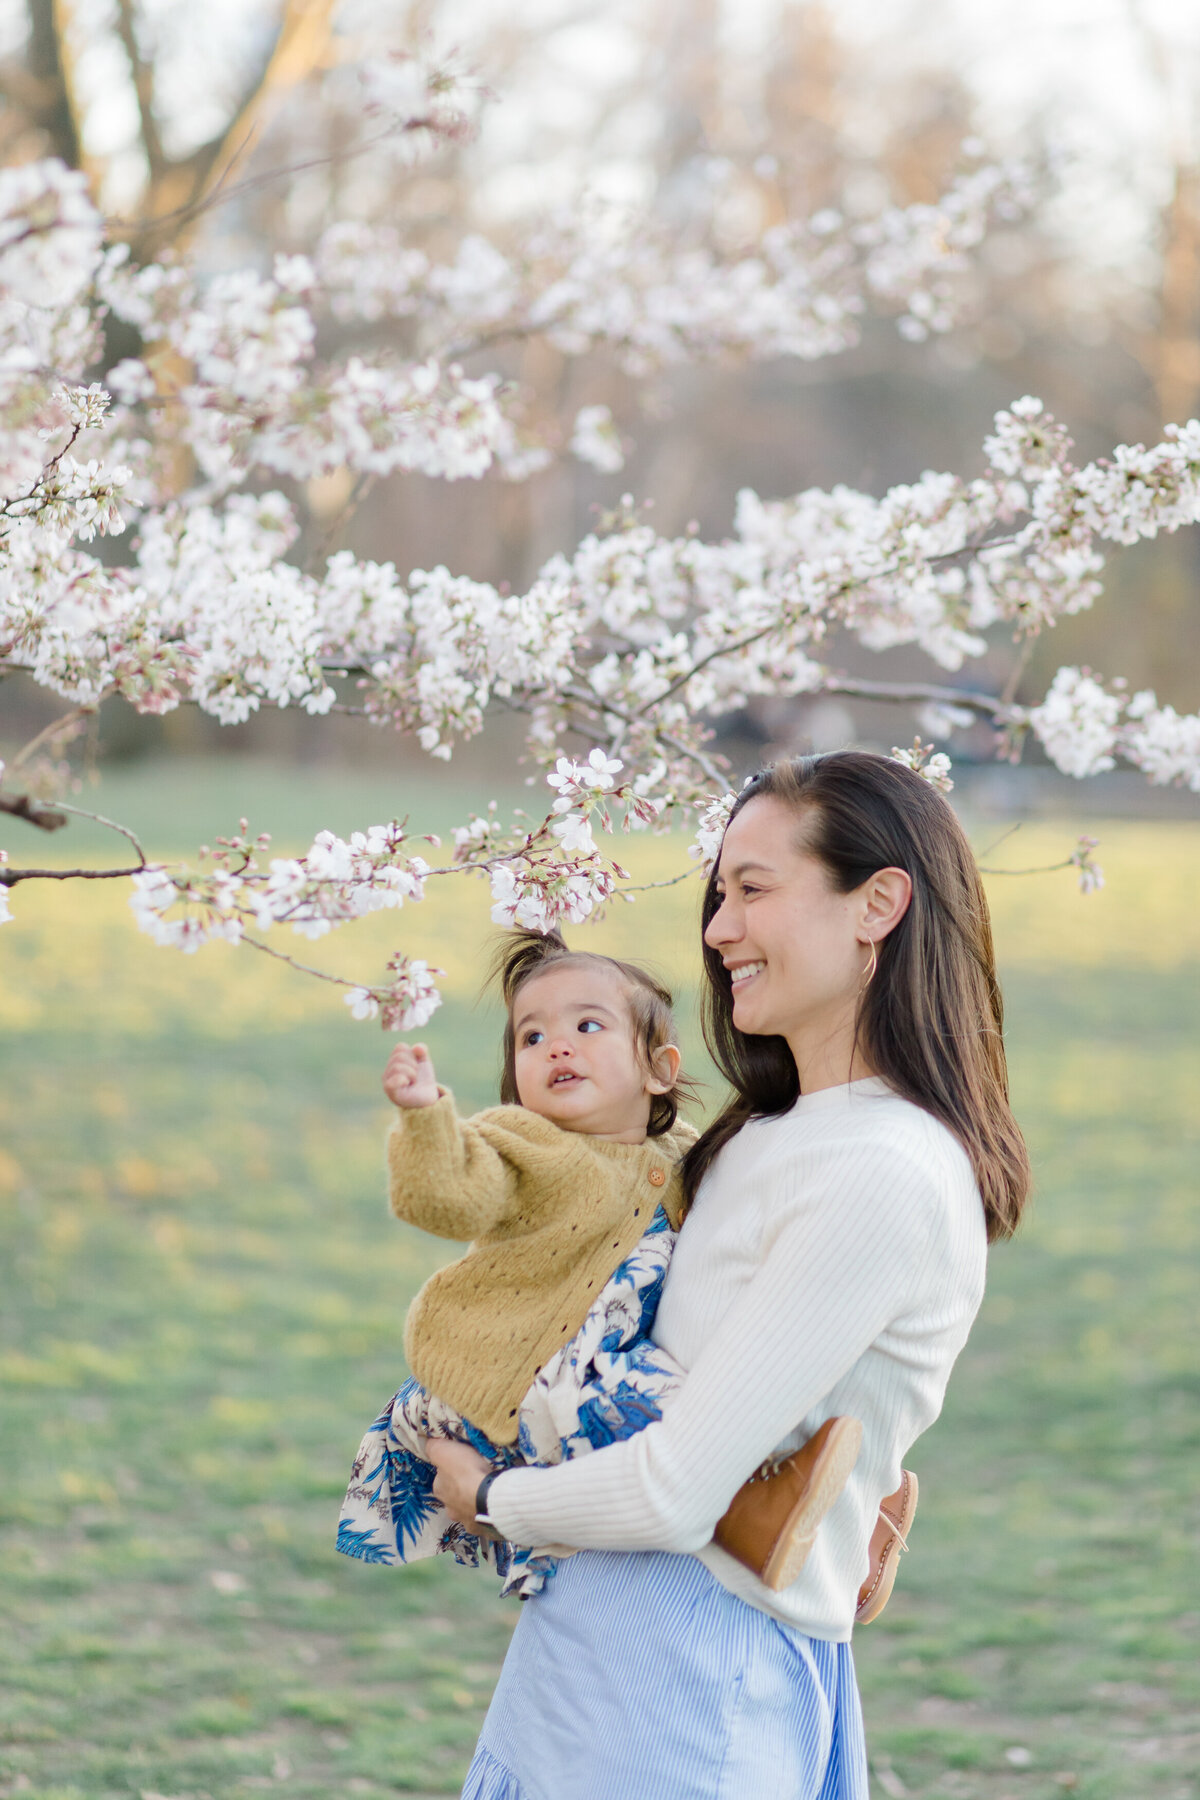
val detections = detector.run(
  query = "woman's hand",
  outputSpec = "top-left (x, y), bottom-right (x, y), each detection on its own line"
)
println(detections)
top-left (426, 1436), bottom-right (498, 1536)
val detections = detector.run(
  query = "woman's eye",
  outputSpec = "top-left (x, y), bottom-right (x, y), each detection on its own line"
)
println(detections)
top-left (578, 1019), bottom-right (602, 1034)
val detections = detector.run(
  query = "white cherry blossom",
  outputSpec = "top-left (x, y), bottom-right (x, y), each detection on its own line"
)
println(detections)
top-left (0, 118), bottom-right (1196, 1029)
top-left (1030, 668), bottom-right (1122, 779)
top-left (0, 160), bottom-right (102, 308)
top-left (890, 741), bottom-right (955, 793)
top-left (689, 794), bottom-right (738, 870)
top-left (570, 405), bottom-right (625, 473)
top-left (1123, 696), bottom-right (1200, 792)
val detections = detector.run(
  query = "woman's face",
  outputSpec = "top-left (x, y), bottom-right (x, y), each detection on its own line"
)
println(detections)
top-left (704, 795), bottom-right (868, 1049)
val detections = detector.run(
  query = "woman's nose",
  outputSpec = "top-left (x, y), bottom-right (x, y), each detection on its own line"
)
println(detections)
top-left (704, 897), bottom-right (738, 947)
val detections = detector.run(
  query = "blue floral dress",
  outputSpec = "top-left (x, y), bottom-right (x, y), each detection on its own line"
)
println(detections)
top-left (336, 1206), bottom-right (683, 1598)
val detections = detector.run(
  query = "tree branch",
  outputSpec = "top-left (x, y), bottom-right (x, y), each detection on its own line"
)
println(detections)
top-left (53, 801), bottom-right (148, 861)
top-left (621, 865), bottom-right (702, 895)
top-left (0, 791), bottom-right (67, 831)
top-left (977, 859), bottom-right (1079, 876)
top-left (238, 932), bottom-right (366, 991)
top-left (6, 703), bottom-right (93, 774)
top-left (0, 417), bottom-right (83, 524)
top-left (126, 120), bottom-right (409, 245)
top-left (822, 677), bottom-right (1012, 718)
top-left (1, 861), bottom-right (143, 886)
top-left (0, 802), bottom-right (147, 878)
top-left (558, 684), bottom-right (727, 785)
top-left (998, 637), bottom-right (1037, 710)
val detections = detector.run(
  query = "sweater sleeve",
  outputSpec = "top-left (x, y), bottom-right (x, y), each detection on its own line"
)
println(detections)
top-left (486, 1134), bottom-right (938, 1553)
top-left (387, 1093), bottom-right (516, 1242)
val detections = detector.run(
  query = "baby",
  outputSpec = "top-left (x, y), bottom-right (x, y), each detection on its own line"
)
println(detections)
top-left (337, 930), bottom-right (861, 1598)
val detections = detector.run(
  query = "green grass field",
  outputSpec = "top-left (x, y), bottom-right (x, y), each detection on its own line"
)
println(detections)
top-left (1, 763), bottom-right (1197, 1800)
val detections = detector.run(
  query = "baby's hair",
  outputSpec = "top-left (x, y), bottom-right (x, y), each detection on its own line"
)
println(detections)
top-left (491, 928), bottom-right (695, 1137)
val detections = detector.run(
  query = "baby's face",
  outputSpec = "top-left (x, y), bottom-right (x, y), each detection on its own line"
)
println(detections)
top-left (511, 964), bottom-right (656, 1143)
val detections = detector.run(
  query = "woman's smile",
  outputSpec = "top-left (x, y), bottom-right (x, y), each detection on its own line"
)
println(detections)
top-left (726, 959), bottom-right (766, 990)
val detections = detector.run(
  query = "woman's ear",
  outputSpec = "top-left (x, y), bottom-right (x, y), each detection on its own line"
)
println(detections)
top-left (858, 866), bottom-right (912, 942)
top-left (646, 1043), bottom-right (682, 1095)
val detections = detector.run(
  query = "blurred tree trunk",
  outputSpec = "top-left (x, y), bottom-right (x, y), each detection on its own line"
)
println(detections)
top-left (127, 0), bottom-right (338, 258)
top-left (1146, 164), bottom-right (1200, 427)
top-left (1122, 2), bottom-right (1200, 427)
top-left (13, 0), bottom-right (338, 259)
top-left (24, 0), bottom-right (84, 170)
top-left (655, 0), bottom-right (718, 206)
top-left (761, 4), bottom-right (843, 219)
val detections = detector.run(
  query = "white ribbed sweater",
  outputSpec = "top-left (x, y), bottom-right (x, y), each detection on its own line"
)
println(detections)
top-left (487, 1077), bottom-right (989, 1640)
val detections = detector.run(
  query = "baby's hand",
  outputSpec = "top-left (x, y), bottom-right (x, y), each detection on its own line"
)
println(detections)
top-left (383, 1043), bottom-right (439, 1109)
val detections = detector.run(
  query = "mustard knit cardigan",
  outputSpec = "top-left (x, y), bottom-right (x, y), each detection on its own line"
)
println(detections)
top-left (388, 1092), bottom-right (697, 1445)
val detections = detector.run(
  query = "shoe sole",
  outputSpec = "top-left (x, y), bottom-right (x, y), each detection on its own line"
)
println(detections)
top-left (761, 1417), bottom-right (864, 1591)
top-left (855, 1468), bottom-right (919, 1625)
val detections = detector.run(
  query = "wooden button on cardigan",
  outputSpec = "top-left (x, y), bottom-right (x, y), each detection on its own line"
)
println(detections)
top-left (388, 1092), bottom-right (696, 1444)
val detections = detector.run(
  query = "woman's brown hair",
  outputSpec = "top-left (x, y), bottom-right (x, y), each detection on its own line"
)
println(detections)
top-left (681, 751), bottom-right (1031, 1241)
top-left (492, 929), bottom-right (694, 1137)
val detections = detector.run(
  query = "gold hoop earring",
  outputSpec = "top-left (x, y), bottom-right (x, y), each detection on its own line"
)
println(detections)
top-left (860, 939), bottom-right (878, 989)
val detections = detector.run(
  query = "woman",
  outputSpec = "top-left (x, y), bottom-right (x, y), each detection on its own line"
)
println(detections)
top-left (429, 750), bottom-right (1030, 1800)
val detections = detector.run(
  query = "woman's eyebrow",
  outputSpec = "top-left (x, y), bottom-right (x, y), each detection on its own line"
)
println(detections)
top-left (725, 859), bottom-right (776, 879)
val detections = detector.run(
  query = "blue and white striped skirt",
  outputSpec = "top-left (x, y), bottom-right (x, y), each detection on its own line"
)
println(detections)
top-left (461, 1548), bottom-right (869, 1800)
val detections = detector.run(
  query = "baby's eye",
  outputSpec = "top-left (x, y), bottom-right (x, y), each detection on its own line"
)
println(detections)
top-left (577, 1019), bottom-right (603, 1034)
top-left (523, 1029), bottom-right (544, 1046)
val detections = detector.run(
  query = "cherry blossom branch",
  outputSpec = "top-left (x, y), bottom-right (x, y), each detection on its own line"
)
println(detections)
top-left (979, 859), bottom-right (1078, 875)
top-left (125, 120), bottom-right (430, 241)
top-left (620, 867), bottom-right (703, 895)
top-left (557, 688), bottom-right (727, 785)
top-left (1, 147), bottom-right (1193, 995)
top-left (54, 802), bottom-right (147, 859)
top-left (978, 835), bottom-right (1105, 893)
top-left (237, 932), bottom-right (378, 990)
top-left (0, 418), bottom-right (85, 527)
top-left (628, 530), bottom-right (1027, 719)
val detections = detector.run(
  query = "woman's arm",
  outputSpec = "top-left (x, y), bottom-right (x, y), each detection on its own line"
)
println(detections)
top-left (484, 1137), bottom-right (940, 1554)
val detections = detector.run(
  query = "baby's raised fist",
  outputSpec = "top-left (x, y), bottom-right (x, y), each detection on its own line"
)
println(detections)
top-left (383, 1042), bottom-right (439, 1109)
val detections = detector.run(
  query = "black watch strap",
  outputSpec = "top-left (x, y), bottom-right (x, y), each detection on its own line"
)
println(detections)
top-left (475, 1468), bottom-right (501, 1523)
